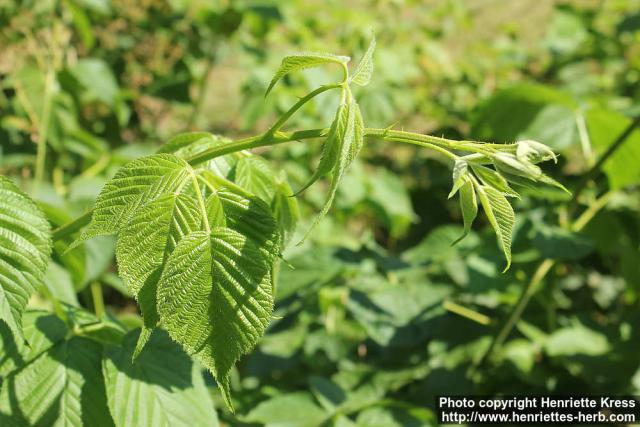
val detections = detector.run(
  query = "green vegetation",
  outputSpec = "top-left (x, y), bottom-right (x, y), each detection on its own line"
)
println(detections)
top-left (0, 1), bottom-right (639, 426)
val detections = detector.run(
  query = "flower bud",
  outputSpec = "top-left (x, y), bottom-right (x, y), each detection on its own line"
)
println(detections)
top-left (515, 140), bottom-right (557, 164)
top-left (493, 152), bottom-right (542, 180)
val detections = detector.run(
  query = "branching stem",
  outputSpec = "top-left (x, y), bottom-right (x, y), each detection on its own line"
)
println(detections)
top-left (53, 127), bottom-right (513, 241)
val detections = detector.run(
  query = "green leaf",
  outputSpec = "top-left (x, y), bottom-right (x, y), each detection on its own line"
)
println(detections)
top-left (0, 176), bottom-right (51, 341)
top-left (266, 52), bottom-right (350, 96)
top-left (300, 100), bottom-right (365, 241)
top-left (477, 185), bottom-right (515, 271)
top-left (158, 132), bottom-right (217, 154)
top-left (0, 311), bottom-right (113, 426)
top-left (115, 192), bottom-right (204, 352)
top-left (452, 180), bottom-right (477, 245)
top-left (366, 168), bottom-right (416, 238)
top-left (102, 329), bottom-right (218, 427)
top-left (532, 224), bottom-right (593, 260)
top-left (216, 188), bottom-right (281, 263)
top-left (470, 164), bottom-right (519, 197)
top-left (492, 153), bottom-right (542, 180)
top-left (156, 229), bottom-right (274, 411)
top-left (234, 156), bottom-right (277, 203)
top-left (244, 392), bottom-right (328, 427)
top-left (350, 36), bottom-right (376, 86)
top-left (296, 102), bottom-right (350, 194)
top-left (230, 158), bottom-right (299, 243)
top-left (272, 178), bottom-right (300, 244)
top-left (545, 323), bottom-right (610, 357)
top-left (515, 140), bottom-right (557, 164)
top-left (70, 152), bottom-right (281, 409)
top-left (448, 159), bottom-right (468, 198)
top-left (44, 261), bottom-right (79, 306)
top-left (309, 376), bottom-right (346, 411)
top-left (586, 107), bottom-right (640, 189)
top-left (160, 133), bottom-right (241, 177)
top-left (116, 193), bottom-right (203, 297)
top-left (69, 58), bottom-right (120, 107)
top-left (74, 154), bottom-right (192, 245)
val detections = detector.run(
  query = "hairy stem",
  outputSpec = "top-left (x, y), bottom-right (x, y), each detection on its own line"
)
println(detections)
top-left (54, 126), bottom-right (505, 241)
top-left (263, 84), bottom-right (341, 138)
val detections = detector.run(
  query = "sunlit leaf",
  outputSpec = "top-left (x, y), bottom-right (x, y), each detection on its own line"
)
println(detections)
top-left (477, 185), bottom-right (515, 271)
top-left (266, 52), bottom-right (350, 96)
top-left (0, 176), bottom-right (51, 341)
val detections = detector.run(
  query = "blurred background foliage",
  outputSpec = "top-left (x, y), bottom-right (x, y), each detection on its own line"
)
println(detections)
top-left (1, 0), bottom-right (640, 425)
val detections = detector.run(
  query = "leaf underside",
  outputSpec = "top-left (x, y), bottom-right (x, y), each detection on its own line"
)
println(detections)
top-left (298, 100), bottom-right (365, 243)
top-left (477, 185), bottom-right (515, 271)
top-left (266, 52), bottom-right (350, 96)
top-left (350, 36), bottom-right (376, 86)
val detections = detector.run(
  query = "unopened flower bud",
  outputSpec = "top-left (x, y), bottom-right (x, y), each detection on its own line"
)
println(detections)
top-left (515, 140), bottom-right (557, 164)
top-left (493, 152), bottom-right (542, 180)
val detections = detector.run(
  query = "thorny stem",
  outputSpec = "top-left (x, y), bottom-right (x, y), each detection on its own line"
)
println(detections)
top-left (53, 127), bottom-right (519, 241)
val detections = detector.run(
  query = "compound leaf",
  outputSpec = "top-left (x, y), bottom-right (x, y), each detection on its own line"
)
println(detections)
top-left (477, 185), bottom-right (515, 271)
top-left (266, 52), bottom-right (350, 96)
top-left (0, 176), bottom-right (51, 341)
top-left (115, 192), bottom-right (203, 355)
top-left (116, 193), bottom-right (203, 297)
top-left (156, 229), bottom-right (274, 412)
top-left (350, 36), bottom-right (376, 86)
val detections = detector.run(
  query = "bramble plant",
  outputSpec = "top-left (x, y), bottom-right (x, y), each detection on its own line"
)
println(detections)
top-left (0, 38), bottom-right (565, 417)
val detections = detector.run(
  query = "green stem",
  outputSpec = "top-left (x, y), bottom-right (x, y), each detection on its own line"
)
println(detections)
top-left (443, 300), bottom-right (491, 325)
top-left (385, 136), bottom-right (458, 161)
top-left (478, 259), bottom-right (555, 366)
top-left (34, 66), bottom-right (55, 185)
top-left (52, 210), bottom-right (92, 241)
top-left (186, 129), bottom-right (327, 165)
top-left (39, 284), bottom-right (69, 325)
top-left (54, 127), bottom-right (503, 240)
top-left (263, 84), bottom-right (341, 139)
top-left (90, 281), bottom-right (105, 319)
